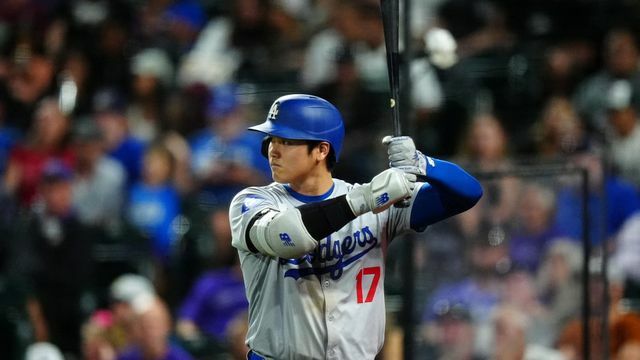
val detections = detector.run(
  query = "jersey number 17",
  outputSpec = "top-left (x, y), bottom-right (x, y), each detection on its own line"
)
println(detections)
top-left (356, 266), bottom-right (381, 303)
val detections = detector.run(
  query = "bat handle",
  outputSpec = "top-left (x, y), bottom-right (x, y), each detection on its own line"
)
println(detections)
top-left (395, 198), bottom-right (411, 208)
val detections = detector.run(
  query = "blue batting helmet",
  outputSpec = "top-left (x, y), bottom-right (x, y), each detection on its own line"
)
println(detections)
top-left (248, 94), bottom-right (345, 161)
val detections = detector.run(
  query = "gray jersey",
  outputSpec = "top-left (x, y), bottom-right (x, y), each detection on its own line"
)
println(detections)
top-left (230, 179), bottom-right (418, 360)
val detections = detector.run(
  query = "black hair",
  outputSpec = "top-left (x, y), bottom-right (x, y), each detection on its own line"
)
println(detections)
top-left (306, 140), bottom-right (336, 171)
top-left (261, 136), bottom-right (336, 171)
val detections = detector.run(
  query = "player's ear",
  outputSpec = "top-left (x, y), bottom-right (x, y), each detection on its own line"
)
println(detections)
top-left (317, 142), bottom-right (330, 161)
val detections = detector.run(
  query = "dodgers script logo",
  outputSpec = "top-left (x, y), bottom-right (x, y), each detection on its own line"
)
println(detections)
top-left (280, 226), bottom-right (378, 280)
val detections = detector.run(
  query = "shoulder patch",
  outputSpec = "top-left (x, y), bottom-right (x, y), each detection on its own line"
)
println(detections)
top-left (241, 194), bottom-right (268, 213)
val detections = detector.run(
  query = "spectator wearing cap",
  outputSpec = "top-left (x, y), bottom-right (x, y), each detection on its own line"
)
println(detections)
top-left (420, 301), bottom-right (482, 360)
top-left (93, 88), bottom-right (146, 188)
top-left (421, 222), bottom-right (510, 358)
top-left (24, 342), bottom-right (65, 360)
top-left (606, 79), bottom-right (640, 188)
top-left (162, 0), bottom-right (207, 61)
top-left (107, 274), bottom-right (156, 353)
top-left (117, 296), bottom-right (193, 360)
top-left (188, 84), bottom-right (270, 208)
top-left (3, 98), bottom-right (75, 207)
top-left (127, 48), bottom-right (175, 143)
top-left (573, 27), bottom-right (640, 135)
top-left (71, 118), bottom-right (126, 228)
top-left (9, 159), bottom-right (99, 357)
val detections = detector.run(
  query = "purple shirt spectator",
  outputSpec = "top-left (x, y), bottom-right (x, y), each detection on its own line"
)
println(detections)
top-left (117, 344), bottom-right (194, 360)
top-left (178, 267), bottom-right (248, 341)
top-left (509, 225), bottom-right (567, 272)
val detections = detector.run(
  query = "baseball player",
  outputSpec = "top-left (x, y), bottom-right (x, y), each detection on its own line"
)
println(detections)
top-left (229, 94), bottom-right (483, 360)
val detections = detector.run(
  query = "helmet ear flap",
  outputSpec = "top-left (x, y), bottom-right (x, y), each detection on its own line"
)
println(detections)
top-left (261, 136), bottom-right (271, 158)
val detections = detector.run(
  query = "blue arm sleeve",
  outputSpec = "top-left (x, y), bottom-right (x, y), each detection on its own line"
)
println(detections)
top-left (410, 157), bottom-right (483, 231)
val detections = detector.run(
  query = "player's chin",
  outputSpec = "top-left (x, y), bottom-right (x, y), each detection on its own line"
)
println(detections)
top-left (271, 169), bottom-right (285, 183)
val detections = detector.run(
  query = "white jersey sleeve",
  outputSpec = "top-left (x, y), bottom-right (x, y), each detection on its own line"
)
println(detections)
top-left (230, 184), bottom-right (281, 253)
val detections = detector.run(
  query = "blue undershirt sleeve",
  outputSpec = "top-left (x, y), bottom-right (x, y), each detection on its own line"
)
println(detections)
top-left (409, 157), bottom-right (483, 231)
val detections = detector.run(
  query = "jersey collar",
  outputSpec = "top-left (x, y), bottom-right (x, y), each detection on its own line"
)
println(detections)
top-left (284, 182), bottom-right (335, 203)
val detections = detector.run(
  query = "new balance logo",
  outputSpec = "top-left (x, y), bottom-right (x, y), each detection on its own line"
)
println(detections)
top-left (375, 193), bottom-right (389, 206)
top-left (280, 233), bottom-right (294, 247)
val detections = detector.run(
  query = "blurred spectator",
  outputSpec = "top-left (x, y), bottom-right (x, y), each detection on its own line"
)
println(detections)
top-left (617, 342), bottom-right (640, 360)
top-left (490, 304), bottom-right (565, 360)
top-left (159, 129), bottom-right (193, 196)
top-left (509, 181), bottom-right (565, 272)
top-left (117, 296), bottom-right (193, 360)
top-left (605, 79), bottom-right (640, 188)
top-left (556, 257), bottom-right (628, 359)
top-left (4, 39), bottom-right (56, 131)
top-left (0, 94), bottom-right (21, 176)
top-left (108, 274), bottom-right (156, 354)
top-left (225, 311), bottom-right (249, 360)
top-left (423, 222), bottom-right (510, 357)
top-left (457, 113), bottom-right (520, 224)
top-left (501, 269), bottom-right (556, 346)
top-left (536, 239), bottom-right (582, 340)
top-left (0, 246), bottom-right (35, 360)
top-left (10, 160), bottom-right (98, 357)
top-left (421, 302), bottom-right (482, 360)
top-left (58, 49), bottom-right (95, 117)
top-left (127, 48), bottom-right (174, 143)
top-left (93, 88), bottom-right (146, 187)
top-left (313, 45), bottom-right (388, 183)
top-left (71, 118), bottom-right (125, 229)
top-left (162, 1), bottom-right (207, 60)
top-left (300, 0), bottom-right (360, 90)
top-left (81, 310), bottom-right (117, 360)
top-left (531, 96), bottom-right (590, 159)
top-left (127, 143), bottom-right (180, 265)
top-left (612, 212), bottom-right (640, 300)
top-left (24, 341), bottom-right (64, 360)
top-left (554, 151), bottom-right (640, 245)
top-left (573, 27), bottom-right (640, 135)
top-left (175, 256), bottom-right (247, 351)
top-left (189, 83), bottom-right (270, 208)
top-left (3, 97), bottom-right (74, 207)
top-left (89, 17), bottom-right (134, 91)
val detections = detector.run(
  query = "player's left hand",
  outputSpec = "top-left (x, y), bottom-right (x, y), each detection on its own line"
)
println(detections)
top-left (382, 136), bottom-right (427, 177)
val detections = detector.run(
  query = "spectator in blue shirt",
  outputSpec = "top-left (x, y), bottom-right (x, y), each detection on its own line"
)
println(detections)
top-left (189, 83), bottom-right (270, 208)
top-left (128, 144), bottom-right (180, 263)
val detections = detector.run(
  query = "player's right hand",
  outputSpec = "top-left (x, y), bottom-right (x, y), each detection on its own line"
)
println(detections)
top-left (346, 168), bottom-right (415, 216)
top-left (382, 135), bottom-right (427, 177)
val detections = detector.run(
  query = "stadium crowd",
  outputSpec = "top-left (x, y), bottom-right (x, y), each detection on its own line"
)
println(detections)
top-left (1, 0), bottom-right (640, 359)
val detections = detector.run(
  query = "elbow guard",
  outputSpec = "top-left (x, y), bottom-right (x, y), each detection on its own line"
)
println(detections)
top-left (247, 208), bottom-right (318, 258)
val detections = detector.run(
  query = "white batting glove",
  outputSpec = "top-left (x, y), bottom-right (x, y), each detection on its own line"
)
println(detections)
top-left (382, 136), bottom-right (429, 177)
top-left (346, 168), bottom-right (415, 216)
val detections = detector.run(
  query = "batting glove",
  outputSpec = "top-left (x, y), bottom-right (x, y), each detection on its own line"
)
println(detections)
top-left (346, 168), bottom-right (415, 216)
top-left (382, 136), bottom-right (429, 177)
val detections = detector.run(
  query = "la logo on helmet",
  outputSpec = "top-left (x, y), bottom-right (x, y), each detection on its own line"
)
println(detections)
top-left (268, 101), bottom-right (280, 121)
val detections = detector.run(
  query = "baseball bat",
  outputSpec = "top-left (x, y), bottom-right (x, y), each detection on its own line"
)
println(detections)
top-left (380, 0), bottom-right (410, 207)
top-left (380, 0), bottom-right (401, 137)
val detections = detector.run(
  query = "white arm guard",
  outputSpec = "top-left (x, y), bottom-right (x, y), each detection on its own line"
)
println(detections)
top-left (248, 207), bottom-right (318, 258)
top-left (346, 168), bottom-right (414, 216)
